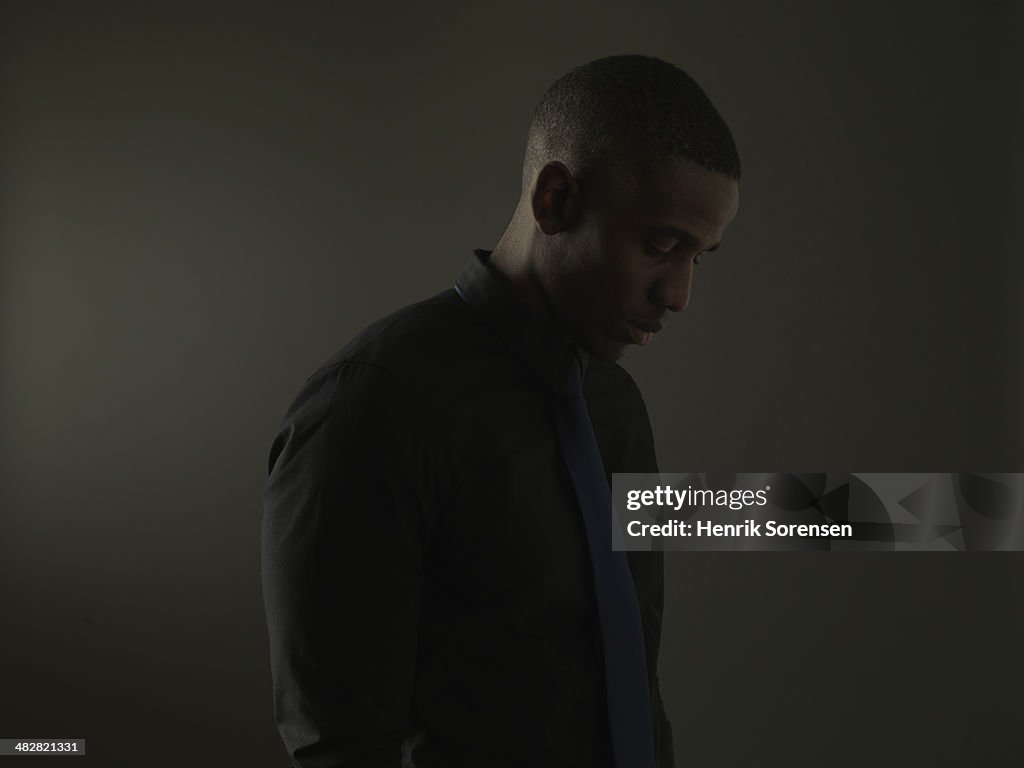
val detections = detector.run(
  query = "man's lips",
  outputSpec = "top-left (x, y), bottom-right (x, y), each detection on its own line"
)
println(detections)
top-left (630, 319), bottom-right (666, 334)
top-left (627, 318), bottom-right (666, 346)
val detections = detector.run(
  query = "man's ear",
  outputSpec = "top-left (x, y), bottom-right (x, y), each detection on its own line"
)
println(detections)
top-left (531, 161), bottom-right (582, 236)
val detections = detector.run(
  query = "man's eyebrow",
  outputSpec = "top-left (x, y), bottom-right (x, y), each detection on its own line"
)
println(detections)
top-left (649, 225), bottom-right (721, 252)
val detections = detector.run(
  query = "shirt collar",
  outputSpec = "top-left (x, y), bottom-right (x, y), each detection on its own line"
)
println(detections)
top-left (455, 248), bottom-right (588, 397)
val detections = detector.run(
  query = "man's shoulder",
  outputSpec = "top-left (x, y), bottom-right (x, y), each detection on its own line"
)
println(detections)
top-left (275, 289), bottom-right (480, 433)
top-left (314, 288), bottom-right (482, 374)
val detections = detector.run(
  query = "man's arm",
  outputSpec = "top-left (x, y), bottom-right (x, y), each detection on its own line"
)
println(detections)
top-left (629, 548), bottom-right (675, 768)
top-left (654, 676), bottom-right (675, 768)
top-left (621, 369), bottom-right (676, 768)
top-left (587, 361), bottom-right (676, 767)
top-left (261, 360), bottom-right (432, 767)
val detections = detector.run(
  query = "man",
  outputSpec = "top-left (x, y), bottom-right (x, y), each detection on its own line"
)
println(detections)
top-left (261, 54), bottom-right (741, 768)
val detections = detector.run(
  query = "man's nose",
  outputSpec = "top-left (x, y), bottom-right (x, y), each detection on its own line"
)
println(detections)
top-left (651, 262), bottom-right (693, 312)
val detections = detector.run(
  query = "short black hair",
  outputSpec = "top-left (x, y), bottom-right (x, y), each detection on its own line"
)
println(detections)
top-left (522, 54), bottom-right (741, 194)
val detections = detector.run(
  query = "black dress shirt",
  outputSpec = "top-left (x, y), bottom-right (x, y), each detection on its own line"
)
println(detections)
top-left (261, 249), bottom-right (675, 768)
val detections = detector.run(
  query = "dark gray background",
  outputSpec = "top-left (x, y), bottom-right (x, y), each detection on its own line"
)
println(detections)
top-left (2, 1), bottom-right (1021, 765)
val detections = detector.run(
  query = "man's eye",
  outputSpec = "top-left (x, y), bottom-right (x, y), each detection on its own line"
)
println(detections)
top-left (644, 242), bottom-right (704, 264)
top-left (643, 242), bottom-right (673, 256)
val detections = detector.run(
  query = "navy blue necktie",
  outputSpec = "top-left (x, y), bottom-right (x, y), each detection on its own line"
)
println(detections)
top-left (555, 357), bottom-right (656, 768)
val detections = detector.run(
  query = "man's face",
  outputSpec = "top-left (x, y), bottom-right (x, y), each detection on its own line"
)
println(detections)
top-left (540, 155), bottom-right (740, 361)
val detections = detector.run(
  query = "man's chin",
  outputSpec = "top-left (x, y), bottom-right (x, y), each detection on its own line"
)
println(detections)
top-left (582, 337), bottom-right (629, 363)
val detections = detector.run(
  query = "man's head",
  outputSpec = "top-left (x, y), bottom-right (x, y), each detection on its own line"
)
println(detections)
top-left (504, 54), bottom-right (741, 362)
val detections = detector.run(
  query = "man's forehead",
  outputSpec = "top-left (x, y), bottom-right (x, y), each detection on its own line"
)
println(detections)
top-left (618, 155), bottom-right (739, 231)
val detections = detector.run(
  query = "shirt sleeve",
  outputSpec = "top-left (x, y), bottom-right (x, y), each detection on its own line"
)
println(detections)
top-left (261, 360), bottom-right (433, 767)
top-left (628, 545), bottom-right (674, 768)
top-left (584, 360), bottom-right (676, 767)
top-left (619, 373), bottom-right (676, 768)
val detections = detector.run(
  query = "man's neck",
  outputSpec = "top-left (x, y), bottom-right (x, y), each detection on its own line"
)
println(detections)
top-left (488, 235), bottom-right (554, 324)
